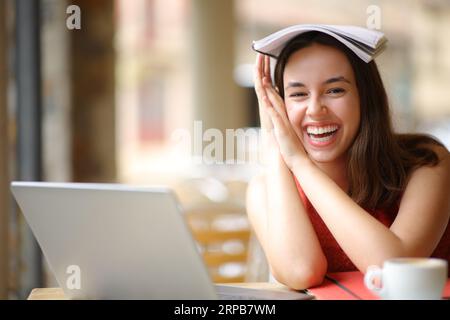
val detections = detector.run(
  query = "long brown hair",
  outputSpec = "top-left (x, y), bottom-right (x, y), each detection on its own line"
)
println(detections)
top-left (273, 32), bottom-right (446, 210)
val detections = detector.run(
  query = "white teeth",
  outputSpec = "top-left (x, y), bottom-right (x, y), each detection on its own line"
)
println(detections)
top-left (306, 125), bottom-right (338, 135)
top-left (310, 134), bottom-right (335, 142)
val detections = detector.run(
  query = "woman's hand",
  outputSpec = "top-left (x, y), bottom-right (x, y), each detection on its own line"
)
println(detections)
top-left (258, 58), bottom-right (309, 171)
top-left (254, 54), bottom-right (282, 165)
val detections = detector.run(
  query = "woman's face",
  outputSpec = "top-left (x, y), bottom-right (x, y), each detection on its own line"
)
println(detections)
top-left (283, 43), bottom-right (360, 164)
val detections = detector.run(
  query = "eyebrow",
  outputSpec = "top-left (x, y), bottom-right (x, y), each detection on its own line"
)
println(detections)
top-left (285, 76), bottom-right (351, 90)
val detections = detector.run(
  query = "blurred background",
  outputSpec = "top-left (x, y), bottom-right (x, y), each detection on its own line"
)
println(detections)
top-left (0, 0), bottom-right (449, 299)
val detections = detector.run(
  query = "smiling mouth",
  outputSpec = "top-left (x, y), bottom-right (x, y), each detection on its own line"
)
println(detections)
top-left (306, 125), bottom-right (340, 143)
top-left (307, 129), bottom-right (338, 142)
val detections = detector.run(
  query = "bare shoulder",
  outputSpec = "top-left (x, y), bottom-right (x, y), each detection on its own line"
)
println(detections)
top-left (407, 143), bottom-right (450, 187)
top-left (431, 143), bottom-right (450, 164)
top-left (419, 143), bottom-right (450, 174)
top-left (400, 142), bottom-right (450, 216)
top-left (392, 143), bottom-right (450, 255)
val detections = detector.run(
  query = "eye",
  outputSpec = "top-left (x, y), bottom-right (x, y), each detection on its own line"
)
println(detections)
top-left (288, 92), bottom-right (308, 98)
top-left (326, 88), bottom-right (346, 95)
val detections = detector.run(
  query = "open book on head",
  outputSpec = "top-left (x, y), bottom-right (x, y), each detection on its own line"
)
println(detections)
top-left (252, 24), bottom-right (388, 63)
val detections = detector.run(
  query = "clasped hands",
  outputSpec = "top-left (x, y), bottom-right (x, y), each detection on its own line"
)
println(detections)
top-left (254, 53), bottom-right (309, 170)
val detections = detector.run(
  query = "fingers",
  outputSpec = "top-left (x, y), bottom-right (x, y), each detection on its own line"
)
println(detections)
top-left (265, 99), bottom-right (287, 139)
top-left (263, 77), bottom-right (290, 128)
top-left (264, 55), bottom-right (270, 81)
top-left (254, 53), bottom-right (273, 130)
top-left (254, 53), bottom-right (264, 96)
top-left (255, 54), bottom-right (271, 98)
top-left (254, 53), bottom-right (289, 134)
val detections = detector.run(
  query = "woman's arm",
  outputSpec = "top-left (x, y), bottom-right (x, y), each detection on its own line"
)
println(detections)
top-left (246, 154), bottom-right (327, 290)
top-left (246, 54), bottom-right (327, 289)
top-left (291, 146), bottom-right (450, 272)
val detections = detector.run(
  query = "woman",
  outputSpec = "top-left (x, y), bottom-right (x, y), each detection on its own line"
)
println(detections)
top-left (246, 30), bottom-right (450, 290)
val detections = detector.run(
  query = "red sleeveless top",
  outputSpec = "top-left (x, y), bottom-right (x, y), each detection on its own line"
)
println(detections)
top-left (294, 177), bottom-right (450, 272)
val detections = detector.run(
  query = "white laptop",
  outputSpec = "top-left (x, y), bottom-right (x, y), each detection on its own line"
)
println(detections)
top-left (10, 181), bottom-right (312, 300)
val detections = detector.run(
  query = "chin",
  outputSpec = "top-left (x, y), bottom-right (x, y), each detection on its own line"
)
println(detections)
top-left (306, 149), bottom-right (342, 163)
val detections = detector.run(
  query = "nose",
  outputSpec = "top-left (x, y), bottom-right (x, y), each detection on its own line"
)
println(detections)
top-left (305, 95), bottom-right (327, 117)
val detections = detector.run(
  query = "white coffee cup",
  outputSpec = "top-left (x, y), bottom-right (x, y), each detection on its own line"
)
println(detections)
top-left (364, 258), bottom-right (448, 300)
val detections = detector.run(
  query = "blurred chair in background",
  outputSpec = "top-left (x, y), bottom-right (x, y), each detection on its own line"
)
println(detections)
top-left (185, 203), bottom-right (250, 283)
top-left (173, 176), bottom-right (269, 283)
